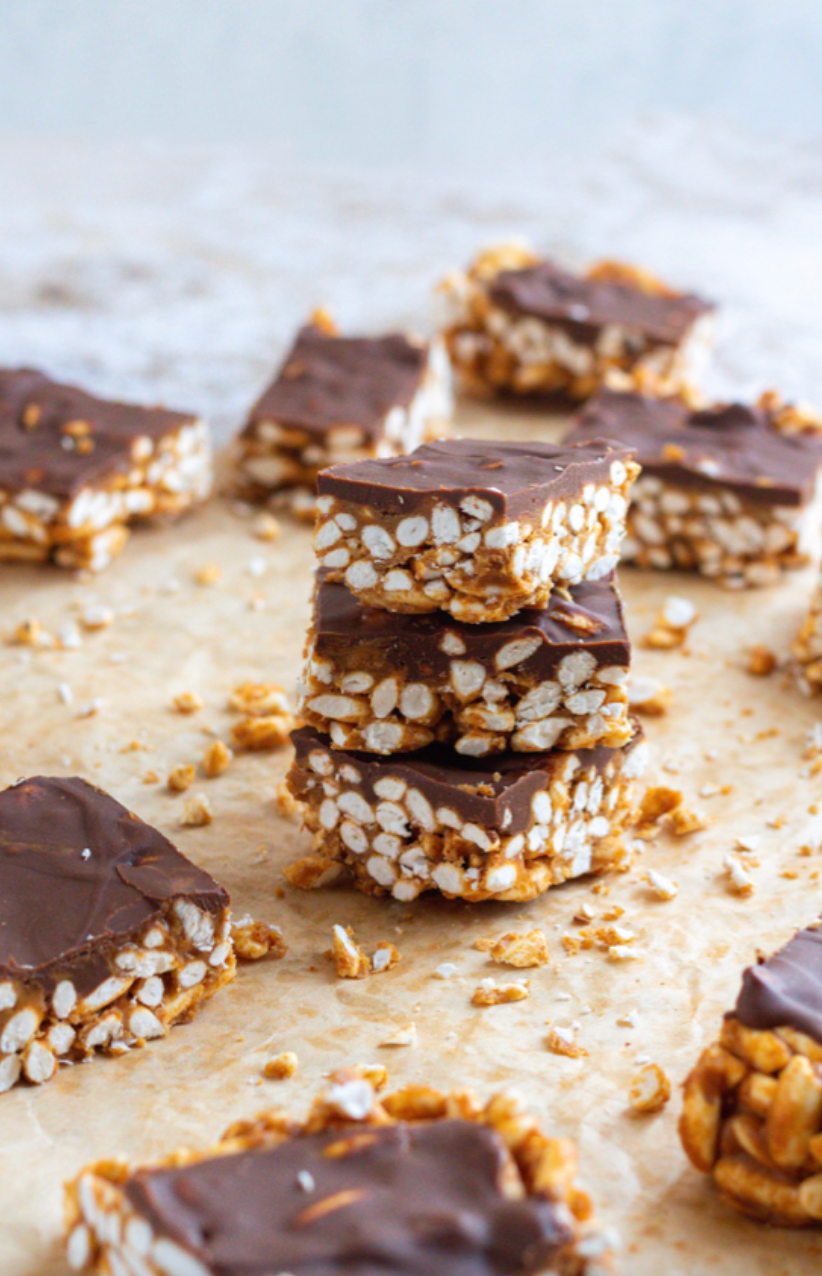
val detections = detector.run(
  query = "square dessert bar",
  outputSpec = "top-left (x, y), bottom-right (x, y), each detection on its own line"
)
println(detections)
top-left (66, 1074), bottom-right (607, 1276)
top-left (566, 389), bottom-right (822, 587)
top-left (438, 243), bottom-right (714, 402)
top-left (300, 572), bottom-right (632, 755)
top-left (236, 314), bottom-right (452, 517)
top-left (0, 368), bottom-right (212, 570)
top-left (285, 723), bottom-right (646, 903)
top-left (680, 922), bottom-right (822, 1227)
top-left (315, 438), bottom-right (638, 622)
top-left (0, 776), bottom-right (234, 1094)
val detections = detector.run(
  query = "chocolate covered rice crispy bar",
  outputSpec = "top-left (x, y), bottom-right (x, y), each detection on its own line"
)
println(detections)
top-left (0, 368), bottom-right (212, 570)
top-left (285, 723), bottom-right (646, 903)
top-left (680, 921), bottom-right (822, 1226)
top-left (438, 244), bottom-right (713, 402)
top-left (299, 573), bottom-right (631, 755)
top-left (315, 438), bottom-right (638, 622)
top-left (65, 1073), bottom-right (612, 1276)
top-left (567, 389), bottom-right (822, 588)
top-left (236, 315), bottom-right (452, 517)
top-left (0, 776), bottom-right (234, 1094)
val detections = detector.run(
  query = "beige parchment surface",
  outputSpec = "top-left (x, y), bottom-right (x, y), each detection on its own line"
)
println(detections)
top-left (2, 401), bottom-right (822, 1276)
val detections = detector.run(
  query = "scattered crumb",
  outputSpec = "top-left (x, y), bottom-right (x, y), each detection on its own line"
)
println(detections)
top-left (172, 691), bottom-right (204, 715)
top-left (635, 786), bottom-right (683, 833)
top-left (745, 645), bottom-right (777, 676)
top-left (77, 697), bottom-right (105, 718)
top-left (232, 714), bottom-right (295, 751)
top-left (379, 1023), bottom-right (417, 1047)
top-left (202, 739), bottom-right (233, 777)
top-left (617, 1009), bottom-right (640, 1028)
top-left (57, 682), bottom-right (73, 705)
top-left (263, 1051), bottom-right (298, 1080)
top-left (573, 902), bottom-right (598, 923)
top-left (229, 681), bottom-right (290, 716)
top-left (142, 770), bottom-right (160, 784)
top-left (232, 915), bottom-right (287, 961)
top-left (595, 925), bottom-right (636, 948)
top-left (180, 793), bottom-right (213, 826)
top-left (371, 942), bottom-right (401, 974)
top-left (472, 978), bottom-right (529, 1006)
top-left (629, 1063), bottom-right (671, 1114)
top-left (248, 555), bottom-right (267, 577)
top-left (168, 764), bottom-right (196, 793)
top-left (81, 603), bottom-right (114, 631)
top-left (645, 868), bottom-right (678, 900)
top-left (627, 678), bottom-right (672, 715)
top-left (724, 854), bottom-right (755, 896)
top-left (59, 622), bottom-right (82, 649)
top-left (10, 618), bottom-right (45, 646)
top-left (194, 563), bottom-right (222, 586)
top-left (434, 963), bottom-right (458, 979)
top-left (253, 513), bottom-right (282, 542)
top-left (668, 805), bottom-right (708, 836)
top-left (328, 925), bottom-right (371, 979)
top-left (735, 834), bottom-right (761, 853)
top-left (607, 944), bottom-right (642, 962)
top-left (641, 596), bottom-right (697, 649)
top-left (546, 1024), bottom-right (587, 1058)
top-left (475, 929), bottom-right (550, 968)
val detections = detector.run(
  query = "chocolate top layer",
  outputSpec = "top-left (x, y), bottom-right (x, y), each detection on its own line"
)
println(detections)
top-left (318, 437), bottom-right (632, 518)
top-left (246, 325), bottom-right (428, 439)
top-left (566, 389), bottom-right (822, 506)
top-left (488, 261), bottom-right (712, 344)
top-left (314, 572), bottom-right (629, 677)
top-left (124, 1119), bottom-right (573, 1276)
top-left (734, 925), bottom-right (822, 1045)
top-left (0, 368), bottom-right (197, 500)
top-left (0, 776), bottom-right (227, 996)
top-left (292, 724), bottom-right (641, 835)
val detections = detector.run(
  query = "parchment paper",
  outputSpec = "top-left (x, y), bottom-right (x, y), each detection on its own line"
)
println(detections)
top-left (3, 401), bottom-right (822, 1276)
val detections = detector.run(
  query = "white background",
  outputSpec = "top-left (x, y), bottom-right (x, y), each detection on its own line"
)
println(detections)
top-left (1, 0), bottom-right (822, 167)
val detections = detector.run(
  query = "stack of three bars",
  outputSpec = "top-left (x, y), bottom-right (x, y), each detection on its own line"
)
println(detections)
top-left (286, 436), bottom-right (648, 904)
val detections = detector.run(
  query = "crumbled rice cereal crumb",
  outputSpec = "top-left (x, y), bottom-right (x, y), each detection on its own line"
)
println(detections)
top-left (202, 739), bottom-right (233, 777)
top-left (379, 1023), bottom-right (417, 1047)
top-left (263, 1051), bottom-right (298, 1080)
top-left (172, 691), bottom-right (204, 715)
top-left (546, 1024), bottom-right (587, 1057)
top-left (168, 764), bottom-right (196, 793)
top-left (629, 1062), bottom-right (671, 1113)
top-left (475, 929), bottom-right (550, 968)
top-left (180, 792), bottom-right (213, 825)
top-left (472, 978), bottom-right (530, 1006)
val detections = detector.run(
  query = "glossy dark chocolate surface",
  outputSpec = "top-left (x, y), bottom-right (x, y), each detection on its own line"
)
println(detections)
top-left (124, 1119), bottom-right (573, 1276)
top-left (0, 776), bottom-right (227, 995)
top-left (246, 325), bottom-right (428, 439)
top-left (291, 724), bottom-right (640, 836)
top-left (0, 368), bottom-right (196, 500)
top-left (313, 572), bottom-right (629, 678)
top-left (318, 437), bottom-right (632, 518)
top-left (734, 925), bottom-right (822, 1045)
top-left (567, 389), bottom-right (822, 506)
top-left (489, 261), bottom-right (711, 344)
